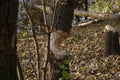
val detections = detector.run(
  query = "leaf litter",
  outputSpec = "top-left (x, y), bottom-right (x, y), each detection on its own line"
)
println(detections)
top-left (17, 20), bottom-right (120, 80)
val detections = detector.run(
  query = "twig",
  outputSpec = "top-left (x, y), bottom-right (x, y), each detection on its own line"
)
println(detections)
top-left (16, 55), bottom-right (24, 80)
top-left (22, 0), bottom-right (40, 80)
top-left (41, 0), bottom-right (59, 80)
top-left (41, 0), bottom-right (50, 79)
top-left (50, 0), bottom-right (58, 32)
top-left (26, 29), bottom-right (37, 77)
top-left (43, 32), bottom-right (51, 80)
top-left (42, 0), bottom-right (49, 33)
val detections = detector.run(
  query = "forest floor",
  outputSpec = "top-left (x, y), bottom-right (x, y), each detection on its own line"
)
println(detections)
top-left (17, 20), bottom-right (120, 80)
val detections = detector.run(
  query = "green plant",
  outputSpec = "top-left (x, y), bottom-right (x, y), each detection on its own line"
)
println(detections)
top-left (54, 59), bottom-right (71, 80)
top-left (91, 0), bottom-right (111, 13)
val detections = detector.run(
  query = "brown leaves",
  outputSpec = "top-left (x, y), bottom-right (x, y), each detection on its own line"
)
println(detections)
top-left (65, 21), bottom-right (120, 79)
top-left (17, 21), bottom-right (120, 79)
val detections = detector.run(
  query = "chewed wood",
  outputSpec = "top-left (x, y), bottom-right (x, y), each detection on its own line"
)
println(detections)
top-left (50, 30), bottom-right (69, 60)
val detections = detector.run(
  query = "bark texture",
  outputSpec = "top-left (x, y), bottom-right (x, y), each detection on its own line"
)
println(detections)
top-left (0, 0), bottom-right (18, 79)
top-left (104, 25), bottom-right (120, 56)
top-left (112, 32), bottom-right (120, 54)
top-left (49, 0), bottom-right (76, 80)
top-left (74, 10), bottom-right (120, 20)
top-left (104, 31), bottom-right (113, 55)
top-left (53, 0), bottom-right (75, 32)
top-left (50, 0), bottom-right (76, 60)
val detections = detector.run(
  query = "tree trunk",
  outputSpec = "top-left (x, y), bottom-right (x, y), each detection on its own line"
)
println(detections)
top-left (50, 0), bottom-right (76, 60)
top-left (104, 25), bottom-right (120, 56)
top-left (104, 30), bottom-right (113, 56)
top-left (50, 0), bottom-right (76, 80)
top-left (112, 31), bottom-right (120, 54)
top-left (0, 0), bottom-right (18, 80)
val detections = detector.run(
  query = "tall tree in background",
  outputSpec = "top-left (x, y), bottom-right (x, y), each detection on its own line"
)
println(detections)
top-left (0, 0), bottom-right (18, 80)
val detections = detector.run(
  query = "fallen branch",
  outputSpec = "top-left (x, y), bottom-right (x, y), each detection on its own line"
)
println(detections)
top-left (74, 10), bottom-right (120, 20)
top-left (26, 4), bottom-right (120, 20)
top-left (72, 19), bottom-right (101, 27)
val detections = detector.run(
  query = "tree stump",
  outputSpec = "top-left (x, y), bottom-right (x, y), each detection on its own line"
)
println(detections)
top-left (104, 25), bottom-right (120, 56)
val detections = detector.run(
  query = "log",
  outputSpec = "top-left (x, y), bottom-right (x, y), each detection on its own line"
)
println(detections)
top-left (74, 10), bottom-right (120, 20)
top-left (26, 4), bottom-right (120, 20)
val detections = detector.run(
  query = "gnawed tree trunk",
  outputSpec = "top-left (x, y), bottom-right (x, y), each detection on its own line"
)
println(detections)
top-left (104, 25), bottom-right (120, 56)
top-left (50, 30), bottom-right (69, 60)
top-left (0, 0), bottom-right (18, 80)
top-left (50, 0), bottom-right (75, 60)
top-left (50, 0), bottom-right (76, 80)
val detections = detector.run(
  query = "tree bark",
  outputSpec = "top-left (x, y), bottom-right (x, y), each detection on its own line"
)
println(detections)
top-left (0, 0), bottom-right (18, 80)
top-left (50, 0), bottom-right (76, 60)
top-left (104, 25), bottom-right (120, 56)
top-left (104, 30), bottom-right (113, 56)
top-left (74, 10), bottom-right (120, 20)
top-left (49, 0), bottom-right (76, 80)
top-left (53, 0), bottom-right (75, 32)
top-left (112, 32), bottom-right (120, 54)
